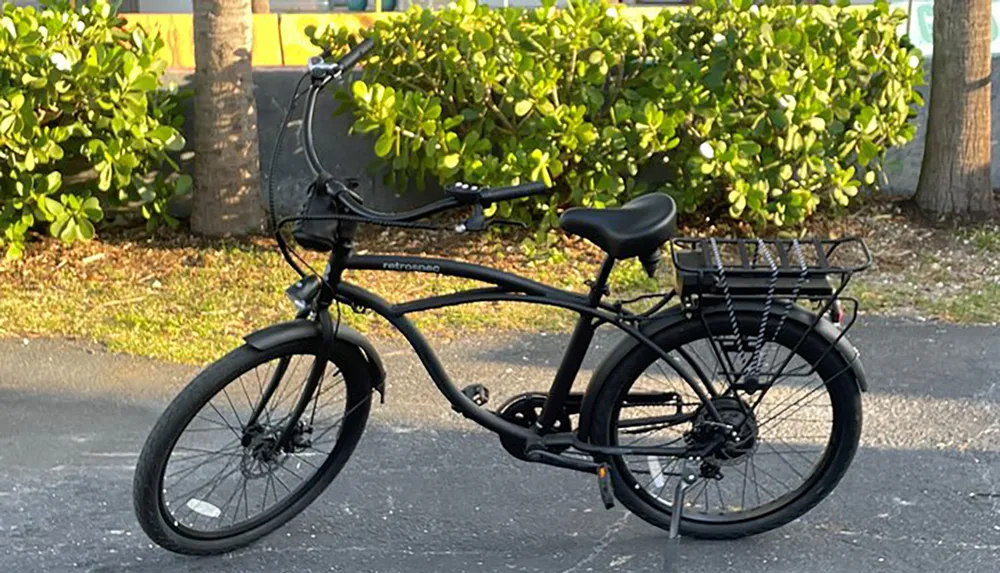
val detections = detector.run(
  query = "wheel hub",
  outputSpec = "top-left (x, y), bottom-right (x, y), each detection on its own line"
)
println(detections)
top-left (692, 397), bottom-right (758, 465)
top-left (239, 423), bottom-right (311, 479)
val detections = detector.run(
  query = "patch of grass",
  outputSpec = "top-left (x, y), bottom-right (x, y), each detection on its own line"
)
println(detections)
top-left (0, 231), bottom-right (669, 364)
top-left (5, 208), bottom-right (1000, 366)
top-left (960, 225), bottom-right (1000, 254)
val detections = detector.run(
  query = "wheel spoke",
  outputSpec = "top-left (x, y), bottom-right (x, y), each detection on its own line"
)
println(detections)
top-left (221, 388), bottom-right (245, 430)
top-left (206, 402), bottom-right (242, 440)
top-left (166, 448), bottom-right (238, 481)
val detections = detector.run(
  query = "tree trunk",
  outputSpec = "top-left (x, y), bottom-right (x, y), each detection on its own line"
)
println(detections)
top-left (251, 0), bottom-right (269, 14)
top-left (915, 0), bottom-right (993, 219)
top-left (191, 0), bottom-right (265, 237)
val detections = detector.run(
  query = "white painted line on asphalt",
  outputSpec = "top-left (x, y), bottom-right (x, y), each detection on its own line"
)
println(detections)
top-left (646, 456), bottom-right (666, 489)
top-left (82, 452), bottom-right (139, 457)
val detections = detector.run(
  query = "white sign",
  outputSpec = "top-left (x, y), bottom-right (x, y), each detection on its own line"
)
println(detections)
top-left (892, 0), bottom-right (1000, 54)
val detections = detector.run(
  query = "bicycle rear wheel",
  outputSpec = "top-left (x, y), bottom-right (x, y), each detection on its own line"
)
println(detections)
top-left (133, 339), bottom-right (373, 555)
top-left (589, 308), bottom-right (862, 539)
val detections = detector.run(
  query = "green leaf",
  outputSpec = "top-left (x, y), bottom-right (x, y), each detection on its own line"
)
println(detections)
top-left (805, 117), bottom-right (826, 132)
top-left (738, 142), bottom-right (762, 157)
top-left (352, 80), bottom-right (369, 101)
top-left (856, 106), bottom-right (878, 134)
top-left (43, 197), bottom-right (64, 219)
top-left (473, 30), bottom-right (493, 50)
top-left (858, 140), bottom-right (879, 165)
top-left (0, 114), bottom-right (15, 134)
top-left (77, 217), bottom-right (95, 240)
top-left (130, 73), bottom-right (159, 92)
top-left (45, 172), bottom-right (62, 194)
top-left (81, 197), bottom-right (104, 221)
top-left (0, 17), bottom-right (15, 39)
top-left (441, 154), bottom-right (460, 170)
top-left (149, 126), bottom-right (185, 151)
top-left (98, 165), bottom-right (113, 191)
top-left (514, 100), bottom-right (533, 117)
top-left (374, 132), bottom-right (393, 157)
top-left (5, 243), bottom-right (24, 261)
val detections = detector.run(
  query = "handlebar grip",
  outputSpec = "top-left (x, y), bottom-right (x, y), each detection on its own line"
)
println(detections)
top-left (481, 181), bottom-right (549, 203)
top-left (337, 38), bottom-right (375, 71)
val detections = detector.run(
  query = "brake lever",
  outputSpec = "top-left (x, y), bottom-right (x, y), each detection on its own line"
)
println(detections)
top-left (455, 206), bottom-right (486, 233)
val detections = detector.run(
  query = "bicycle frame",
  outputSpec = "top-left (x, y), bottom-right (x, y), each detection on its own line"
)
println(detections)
top-left (265, 60), bottom-right (725, 470)
top-left (303, 245), bottom-right (726, 468)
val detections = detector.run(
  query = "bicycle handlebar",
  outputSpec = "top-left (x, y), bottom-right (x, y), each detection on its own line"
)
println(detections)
top-left (338, 38), bottom-right (375, 71)
top-left (299, 38), bottom-right (550, 225)
top-left (480, 181), bottom-right (548, 203)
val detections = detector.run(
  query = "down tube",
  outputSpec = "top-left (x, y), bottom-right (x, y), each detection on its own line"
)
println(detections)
top-left (334, 283), bottom-right (536, 440)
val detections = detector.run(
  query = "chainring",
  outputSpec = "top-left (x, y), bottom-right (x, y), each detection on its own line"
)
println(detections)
top-left (496, 392), bottom-right (572, 460)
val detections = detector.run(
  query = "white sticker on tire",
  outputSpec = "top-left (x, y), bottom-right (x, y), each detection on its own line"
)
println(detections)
top-left (185, 498), bottom-right (222, 518)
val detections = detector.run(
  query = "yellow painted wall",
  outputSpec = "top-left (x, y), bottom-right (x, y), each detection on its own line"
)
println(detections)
top-left (131, 7), bottom-right (863, 69)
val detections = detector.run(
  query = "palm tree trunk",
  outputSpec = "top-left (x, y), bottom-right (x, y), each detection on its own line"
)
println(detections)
top-left (191, 0), bottom-right (265, 236)
top-left (915, 0), bottom-right (993, 219)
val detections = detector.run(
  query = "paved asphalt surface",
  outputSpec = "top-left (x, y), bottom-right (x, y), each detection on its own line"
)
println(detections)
top-left (1, 316), bottom-right (1000, 572)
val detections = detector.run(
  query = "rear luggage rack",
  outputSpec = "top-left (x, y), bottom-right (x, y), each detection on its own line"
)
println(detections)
top-left (670, 237), bottom-right (871, 300)
top-left (667, 236), bottom-right (871, 392)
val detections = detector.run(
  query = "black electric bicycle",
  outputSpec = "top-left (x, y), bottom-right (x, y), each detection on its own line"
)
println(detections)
top-left (133, 40), bottom-right (873, 556)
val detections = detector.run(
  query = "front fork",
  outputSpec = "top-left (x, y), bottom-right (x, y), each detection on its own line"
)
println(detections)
top-left (242, 308), bottom-right (334, 454)
top-left (243, 241), bottom-right (351, 452)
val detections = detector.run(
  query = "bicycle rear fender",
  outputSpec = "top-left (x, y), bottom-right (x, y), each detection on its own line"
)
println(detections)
top-left (244, 319), bottom-right (386, 400)
top-left (577, 302), bottom-right (867, 442)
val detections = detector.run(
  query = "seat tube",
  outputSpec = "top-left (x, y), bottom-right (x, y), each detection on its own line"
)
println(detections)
top-left (536, 256), bottom-right (615, 431)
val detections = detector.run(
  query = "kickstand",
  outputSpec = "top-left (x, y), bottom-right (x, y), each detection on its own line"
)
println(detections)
top-left (664, 458), bottom-right (699, 572)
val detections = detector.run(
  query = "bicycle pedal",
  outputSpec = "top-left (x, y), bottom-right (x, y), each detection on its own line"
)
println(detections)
top-left (597, 463), bottom-right (615, 510)
top-left (460, 384), bottom-right (490, 406)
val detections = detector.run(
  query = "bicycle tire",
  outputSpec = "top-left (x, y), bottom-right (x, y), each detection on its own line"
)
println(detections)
top-left (589, 308), bottom-right (862, 539)
top-left (133, 339), bottom-right (372, 555)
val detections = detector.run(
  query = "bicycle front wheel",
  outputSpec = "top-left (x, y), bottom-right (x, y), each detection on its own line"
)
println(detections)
top-left (133, 339), bottom-right (373, 555)
top-left (589, 308), bottom-right (862, 539)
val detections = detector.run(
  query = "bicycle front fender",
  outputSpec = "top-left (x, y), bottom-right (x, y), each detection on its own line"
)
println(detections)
top-left (576, 302), bottom-right (867, 442)
top-left (243, 318), bottom-right (386, 400)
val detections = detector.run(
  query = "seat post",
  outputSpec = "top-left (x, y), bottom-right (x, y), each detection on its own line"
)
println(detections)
top-left (585, 256), bottom-right (616, 306)
top-left (536, 256), bottom-right (616, 431)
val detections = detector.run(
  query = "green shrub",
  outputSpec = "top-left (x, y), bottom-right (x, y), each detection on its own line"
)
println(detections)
top-left (0, 0), bottom-right (188, 258)
top-left (316, 0), bottom-right (922, 233)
